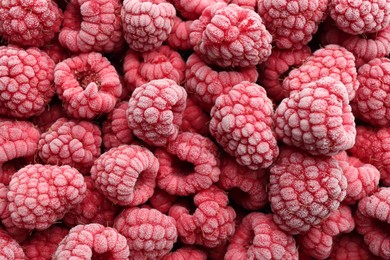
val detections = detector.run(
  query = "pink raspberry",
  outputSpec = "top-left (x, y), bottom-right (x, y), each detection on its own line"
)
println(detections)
top-left (91, 144), bottom-right (159, 206)
top-left (149, 188), bottom-right (177, 214)
top-left (0, 45), bottom-right (55, 118)
top-left (225, 212), bottom-right (298, 259)
top-left (209, 81), bottom-right (279, 170)
top-left (257, 0), bottom-right (328, 49)
top-left (190, 3), bottom-right (272, 68)
top-left (167, 17), bottom-right (193, 51)
top-left (180, 97), bottom-right (210, 135)
top-left (275, 77), bottom-right (356, 156)
top-left (0, 0), bottom-right (62, 47)
top-left (7, 164), bottom-right (87, 230)
top-left (121, 0), bottom-right (176, 52)
top-left (184, 53), bottom-right (259, 112)
top-left (329, 0), bottom-right (390, 35)
top-left (230, 0), bottom-right (256, 10)
top-left (162, 247), bottom-right (207, 259)
top-left (123, 45), bottom-right (185, 92)
top-left (330, 232), bottom-right (376, 260)
top-left (126, 79), bottom-right (187, 147)
top-left (169, 185), bottom-right (236, 247)
top-left (155, 132), bottom-right (220, 196)
top-left (38, 117), bottom-right (102, 174)
top-left (168, 0), bottom-right (226, 20)
top-left (31, 102), bottom-right (67, 132)
top-left (54, 52), bottom-right (122, 119)
top-left (52, 223), bottom-right (130, 259)
top-left (0, 231), bottom-right (25, 259)
top-left (269, 147), bottom-right (347, 235)
top-left (114, 207), bottom-right (178, 259)
top-left (59, 0), bottom-right (123, 53)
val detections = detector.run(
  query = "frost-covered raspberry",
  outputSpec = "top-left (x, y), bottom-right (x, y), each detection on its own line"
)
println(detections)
top-left (0, 0), bottom-right (62, 47)
top-left (121, 0), bottom-right (176, 52)
top-left (161, 246), bottom-right (207, 260)
top-left (330, 232), bottom-right (376, 260)
top-left (180, 97), bottom-right (210, 135)
top-left (210, 81), bottom-right (278, 170)
top-left (7, 164), bottom-right (87, 230)
top-left (168, 0), bottom-right (225, 20)
top-left (114, 207), bottom-right (177, 259)
top-left (0, 231), bottom-right (25, 259)
top-left (53, 223), bottom-right (130, 259)
top-left (167, 17), bottom-right (193, 50)
top-left (0, 45), bottom-right (55, 118)
top-left (225, 212), bottom-right (298, 259)
top-left (190, 3), bottom-right (272, 68)
top-left (54, 52), bottom-right (122, 119)
top-left (257, 0), bottom-right (327, 49)
top-left (149, 188), bottom-right (177, 214)
top-left (269, 147), bottom-right (347, 235)
top-left (231, 0), bottom-right (256, 9)
top-left (59, 0), bottom-right (123, 53)
top-left (127, 79), bottom-right (187, 147)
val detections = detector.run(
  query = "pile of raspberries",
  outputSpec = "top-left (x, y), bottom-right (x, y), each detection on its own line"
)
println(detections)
top-left (1, 0), bottom-right (390, 259)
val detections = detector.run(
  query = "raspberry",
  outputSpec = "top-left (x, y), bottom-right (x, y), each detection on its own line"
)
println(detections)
top-left (269, 147), bottom-right (347, 235)
top-left (149, 187), bottom-right (177, 214)
top-left (169, 185), bottom-right (236, 247)
top-left (0, 183), bottom-right (7, 217)
top-left (38, 117), bottom-right (102, 174)
top-left (91, 144), bottom-right (159, 206)
top-left (168, 0), bottom-right (226, 20)
top-left (41, 40), bottom-right (70, 65)
top-left (0, 0), bottom-right (62, 47)
top-left (275, 77), bottom-right (356, 156)
top-left (329, 0), bottom-right (390, 35)
top-left (161, 246), bottom-right (207, 260)
top-left (123, 45), bottom-right (185, 92)
top-left (31, 102), bottom-right (67, 132)
top-left (257, 0), bottom-right (327, 50)
top-left (330, 232), bottom-right (376, 260)
top-left (167, 17), bottom-right (193, 51)
top-left (230, 0), bottom-right (256, 10)
top-left (0, 45), bottom-right (56, 118)
top-left (0, 158), bottom-right (31, 186)
top-left (180, 97), bottom-right (210, 135)
top-left (126, 79), bottom-right (187, 147)
top-left (0, 231), bottom-right (25, 259)
top-left (59, 0), bottom-right (123, 53)
top-left (225, 212), bottom-right (298, 259)
top-left (54, 52), bottom-right (122, 119)
top-left (114, 207), bottom-right (178, 259)
top-left (184, 53), bottom-right (259, 112)
top-left (209, 81), bottom-right (279, 170)
top-left (52, 223), bottom-right (130, 259)
top-left (121, 0), bottom-right (176, 52)
top-left (7, 164), bottom-right (87, 230)
top-left (155, 132), bottom-right (220, 196)
top-left (190, 3), bottom-right (272, 68)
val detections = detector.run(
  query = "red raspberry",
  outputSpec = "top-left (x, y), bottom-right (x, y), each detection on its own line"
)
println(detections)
top-left (0, 231), bottom-right (25, 259)
top-left (225, 212), bottom-right (298, 259)
top-left (54, 52), bottom-right (122, 119)
top-left (52, 223), bottom-right (130, 259)
top-left (190, 3), bottom-right (272, 68)
top-left (0, 183), bottom-right (8, 219)
top-left (0, 0), bottom-right (62, 47)
top-left (123, 45), bottom-right (185, 92)
top-left (230, 0), bottom-right (256, 10)
top-left (91, 144), bottom-right (159, 206)
top-left (31, 102), bottom-right (67, 132)
top-left (329, 0), bottom-right (390, 35)
top-left (126, 79), bottom-right (187, 147)
top-left (168, 0), bottom-right (226, 20)
top-left (0, 45), bottom-right (55, 118)
top-left (7, 164), bottom-right (87, 230)
top-left (121, 0), bottom-right (176, 52)
top-left (184, 53), bottom-right (259, 112)
top-left (167, 17), bottom-right (193, 51)
top-left (161, 246), bottom-right (207, 260)
top-left (169, 186), bottom-right (236, 248)
top-left (114, 207), bottom-right (178, 259)
top-left (330, 232), bottom-right (376, 260)
top-left (210, 81), bottom-right (279, 170)
top-left (269, 147), bottom-right (347, 235)
top-left (59, 0), bottom-right (123, 53)
top-left (258, 0), bottom-right (327, 49)
top-left (180, 97), bottom-right (210, 135)
top-left (38, 117), bottom-right (102, 174)
top-left (149, 188), bottom-right (177, 214)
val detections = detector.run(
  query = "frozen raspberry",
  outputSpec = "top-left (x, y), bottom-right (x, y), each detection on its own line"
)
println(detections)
top-left (91, 144), bottom-right (159, 206)
top-left (210, 81), bottom-right (278, 170)
top-left (269, 147), bottom-right (347, 235)
top-left (149, 188), bottom-right (177, 214)
top-left (180, 97), bottom-right (210, 135)
top-left (59, 0), bottom-right (123, 53)
top-left (0, 45), bottom-right (56, 118)
top-left (155, 132), bottom-right (220, 196)
top-left (169, 186), bottom-right (236, 247)
top-left (168, 0), bottom-right (226, 20)
top-left (190, 3), bottom-right (272, 68)
top-left (225, 212), bottom-right (298, 259)
top-left (184, 53), bottom-right (259, 112)
top-left (330, 232), bottom-right (376, 260)
top-left (52, 223), bottom-right (130, 259)
top-left (321, 204), bottom-right (355, 237)
top-left (126, 79), bottom-right (187, 147)
top-left (257, 0), bottom-right (327, 49)
top-left (38, 117), bottom-right (102, 174)
top-left (123, 45), bottom-right (185, 92)
top-left (0, 231), bottom-right (25, 259)
top-left (7, 164), bottom-right (87, 230)
top-left (167, 17), bottom-right (193, 51)
top-left (161, 246), bottom-right (207, 259)
top-left (329, 0), bottom-right (390, 35)
top-left (114, 207), bottom-right (177, 259)
top-left (0, 0), bottom-right (62, 47)
top-left (31, 102), bottom-right (67, 132)
top-left (41, 40), bottom-right (70, 65)
top-left (54, 52), bottom-right (122, 119)
top-left (0, 183), bottom-right (8, 218)
top-left (121, 0), bottom-right (176, 52)
top-left (230, 0), bottom-right (256, 10)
